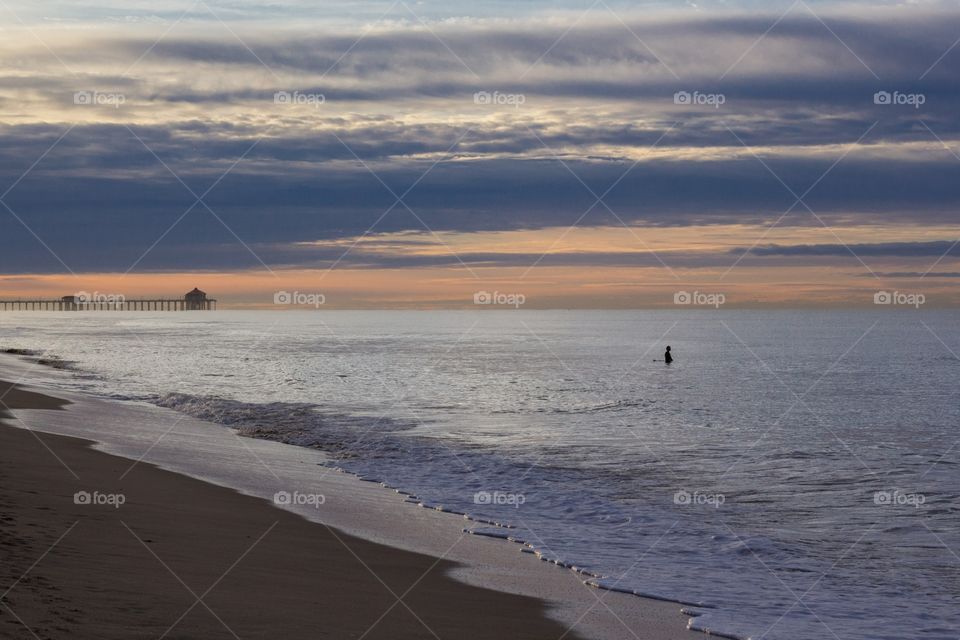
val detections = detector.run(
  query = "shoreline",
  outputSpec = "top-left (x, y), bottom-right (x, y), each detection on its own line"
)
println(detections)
top-left (0, 354), bottom-right (703, 639)
top-left (0, 379), bottom-right (584, 639)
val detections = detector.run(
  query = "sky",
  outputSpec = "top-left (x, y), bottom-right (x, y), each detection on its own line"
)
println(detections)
top-left (0, 0), bottom-right (958, 308)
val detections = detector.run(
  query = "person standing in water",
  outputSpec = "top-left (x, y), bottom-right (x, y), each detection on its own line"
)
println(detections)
top-left (664, 345), bottom-right (673, 364)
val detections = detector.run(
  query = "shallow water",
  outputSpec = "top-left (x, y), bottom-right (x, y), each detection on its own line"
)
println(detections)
top-left (1, 310), bottom-right (957, 639)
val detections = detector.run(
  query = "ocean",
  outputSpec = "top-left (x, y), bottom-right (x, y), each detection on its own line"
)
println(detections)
top-left (1, 309), bottom-right (957, 639)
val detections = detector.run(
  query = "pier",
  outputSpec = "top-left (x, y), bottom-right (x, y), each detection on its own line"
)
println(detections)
top-left (0, 288), bottom-right (217, 311)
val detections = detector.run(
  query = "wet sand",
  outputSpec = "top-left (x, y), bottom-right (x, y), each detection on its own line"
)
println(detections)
top-left (0, 379), bottom-right (583, 639)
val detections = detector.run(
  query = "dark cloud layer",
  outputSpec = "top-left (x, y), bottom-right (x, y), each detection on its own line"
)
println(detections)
top-left (1, 9), bottom-right (959, 273)
top-left (746, 241), bottom-right (960, 257)
top-left (98, 12), bottom-right (960, 81)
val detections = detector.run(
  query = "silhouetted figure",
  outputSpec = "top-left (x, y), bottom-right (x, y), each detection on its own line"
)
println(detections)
top-left (664, 345), bottom-right (673, 364)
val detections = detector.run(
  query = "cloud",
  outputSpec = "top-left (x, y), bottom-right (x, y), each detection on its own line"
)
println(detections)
top-left (742, 241), bottom-right (960, 257)
top-left (871, 271), bottom-right (960, 278)
top-left (0, 7), bottom-right (959, 275)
